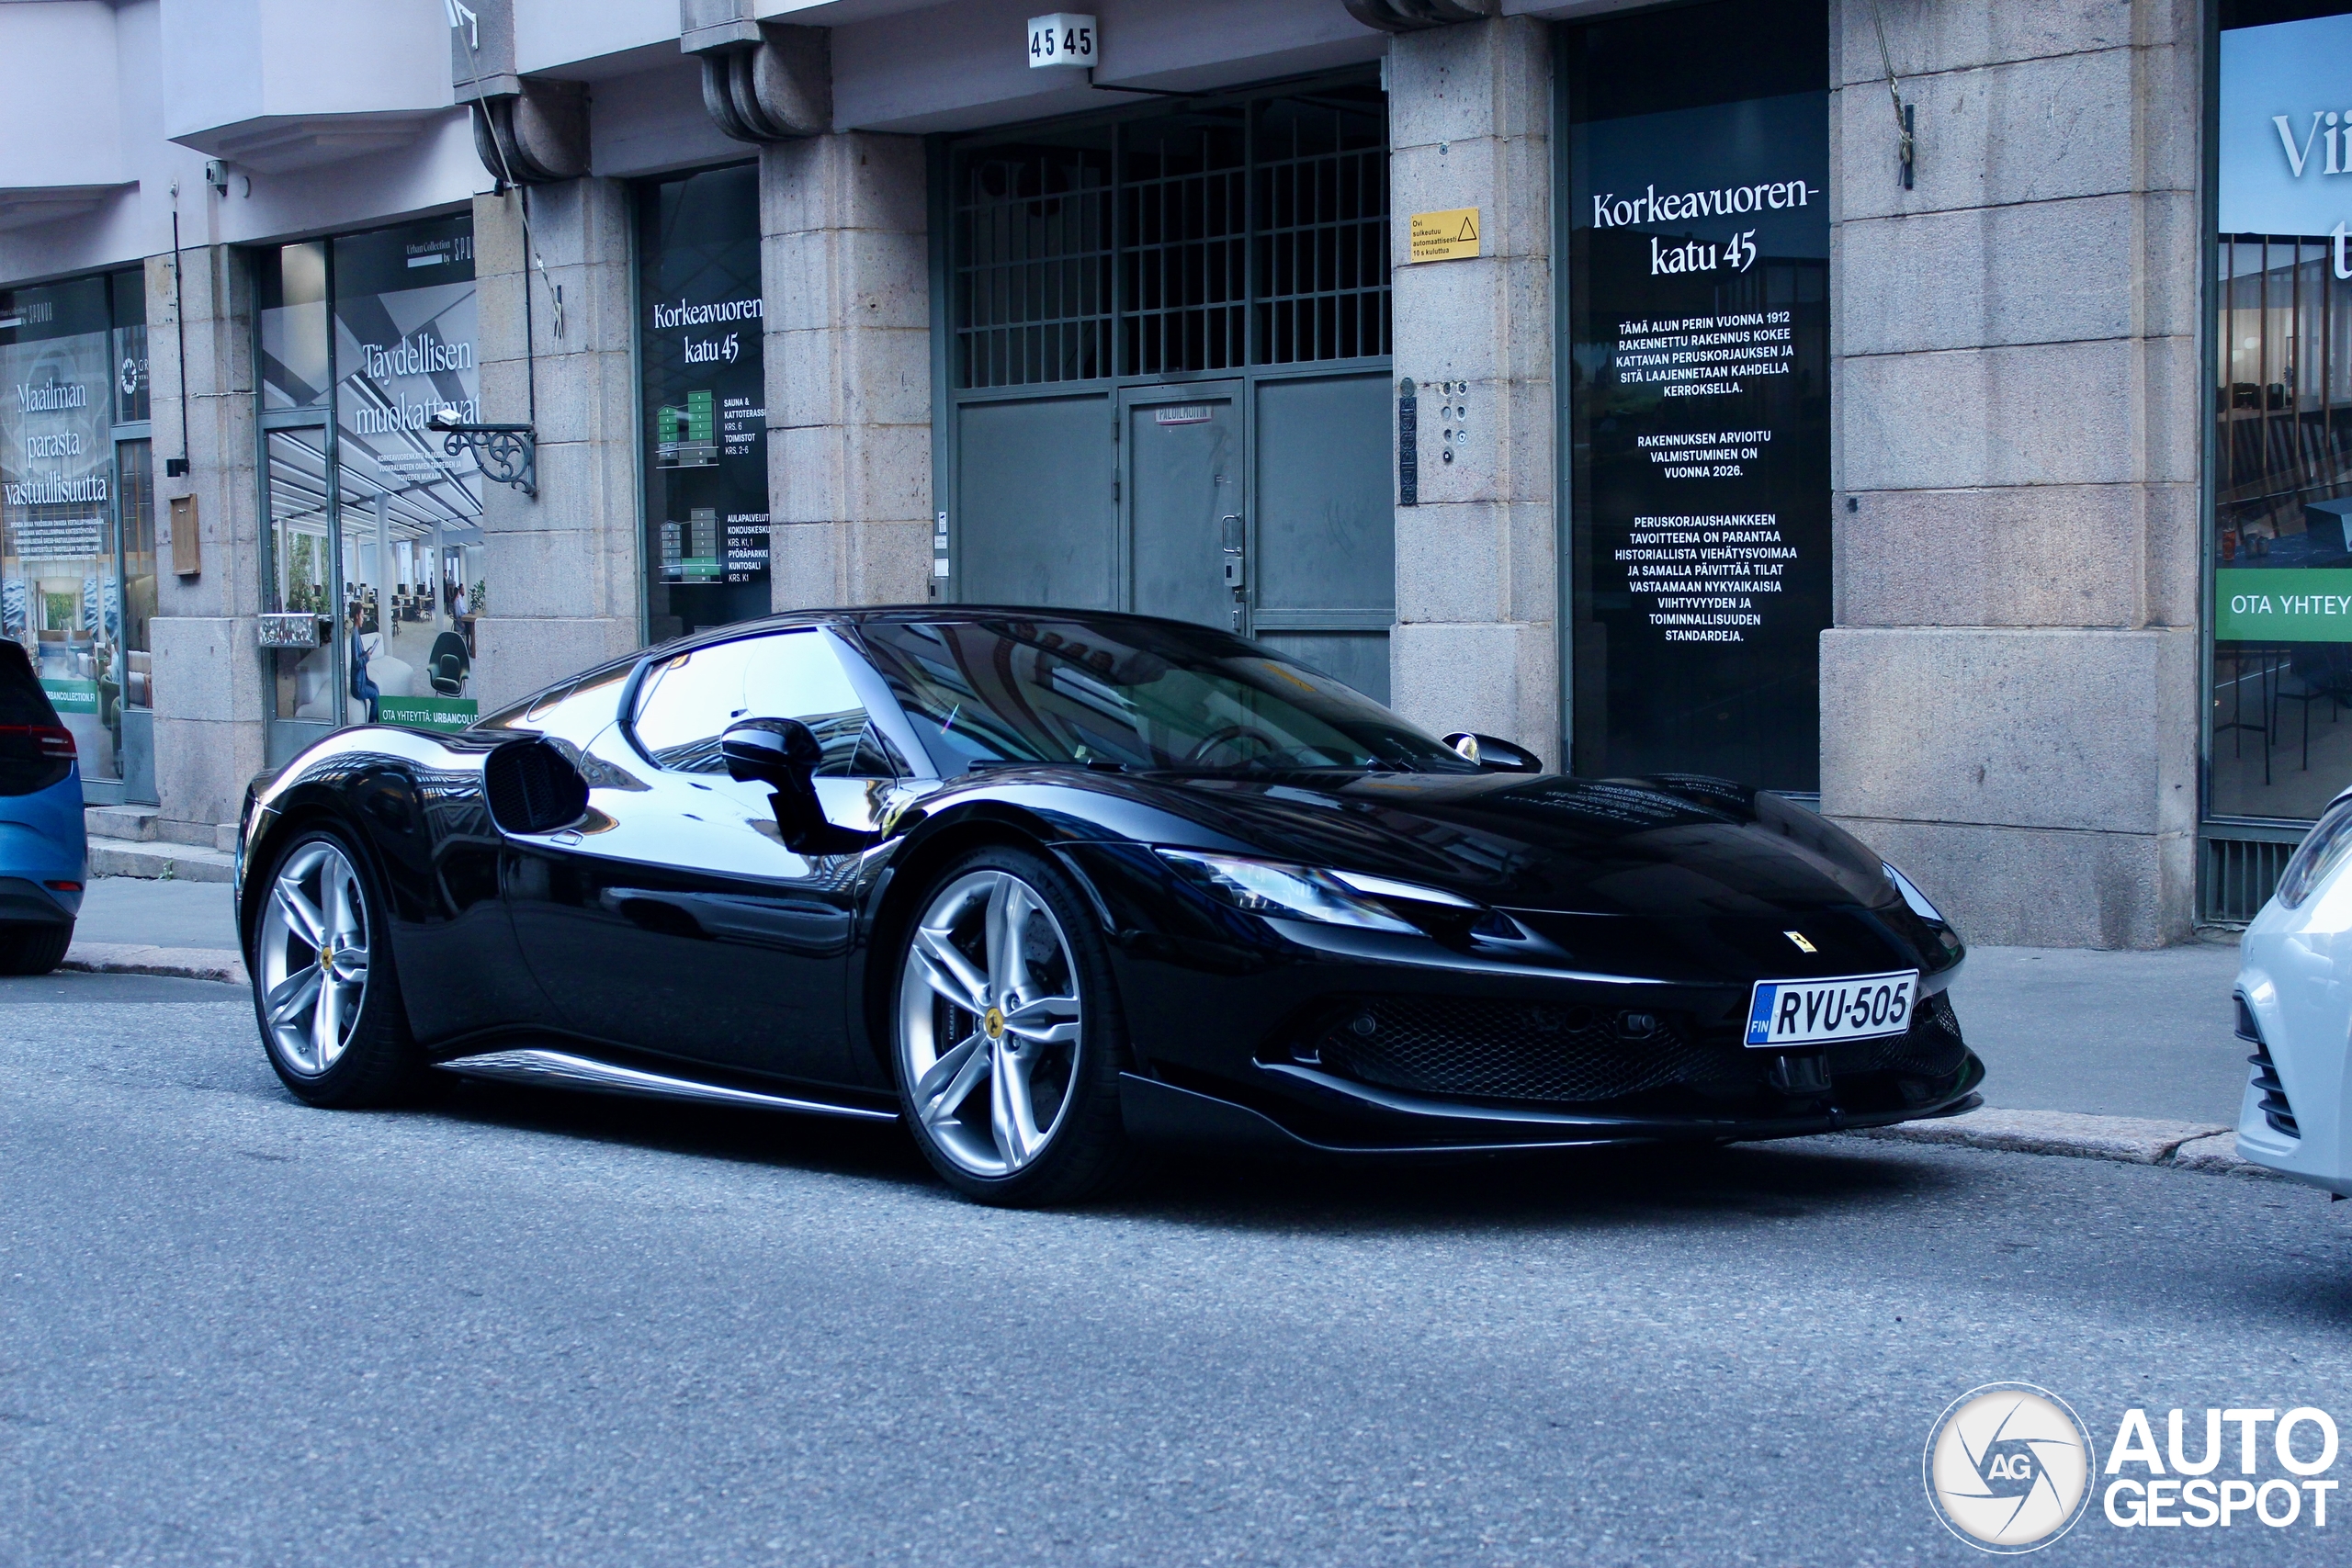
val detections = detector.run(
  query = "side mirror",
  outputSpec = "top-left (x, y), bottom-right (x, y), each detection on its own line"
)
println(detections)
top-left (1443, 731), bottom-right (1543, 773)
top-left (721, 717), bottom-right (869, 853)
top-left (721, 716), bottom-right (822, 785)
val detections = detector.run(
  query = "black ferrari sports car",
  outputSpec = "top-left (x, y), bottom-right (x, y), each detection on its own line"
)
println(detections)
top-left (233, 607), bottom-right (1981, 1204)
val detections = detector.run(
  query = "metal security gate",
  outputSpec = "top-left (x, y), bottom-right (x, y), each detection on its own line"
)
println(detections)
top-left (933, 73), bottom-right (1396, 701)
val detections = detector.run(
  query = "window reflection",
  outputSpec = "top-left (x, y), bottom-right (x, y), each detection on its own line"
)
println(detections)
top-left (2211, 234), bottom-right (2352, 819)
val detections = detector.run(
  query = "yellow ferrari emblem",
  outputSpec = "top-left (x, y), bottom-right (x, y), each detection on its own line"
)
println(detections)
top-left (983, 1005), bottom-right (1005, 1039)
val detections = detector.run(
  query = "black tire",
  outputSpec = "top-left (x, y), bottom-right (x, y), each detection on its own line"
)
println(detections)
top-left (248, 827), bottom-right (425, 1108)
top-left (891, 844), bottom-right (1137, 1207)
top-left (0, 921), bottom-right (73, 976)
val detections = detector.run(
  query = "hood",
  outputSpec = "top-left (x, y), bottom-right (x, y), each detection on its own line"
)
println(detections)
top-left (1085, 768), bottom-right (1959, 983)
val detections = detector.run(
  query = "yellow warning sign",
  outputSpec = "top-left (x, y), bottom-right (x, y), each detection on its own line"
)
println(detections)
top-left (1408, 208), bottom-right (1482, 262)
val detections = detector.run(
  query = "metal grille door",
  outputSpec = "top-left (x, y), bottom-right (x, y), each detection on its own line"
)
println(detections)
top-left (950, 85), bottom-right (1388, 386)
top-left (1254, 95), bottom-right (1389, 366)
top-left (942, 75), bottom-right (1396, 699)
top-left (953, 142), bottom-right (1114, 389)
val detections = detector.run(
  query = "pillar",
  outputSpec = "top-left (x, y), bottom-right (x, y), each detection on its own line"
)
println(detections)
top-left (761, 132), bottom-right (932, 612)
top-left (1822, 0), bottom-right (2201, 946)
top-left (470, 178), bottom-right (641, 708)
top-left (1386, 16), bottom-right (1558, 760)
top-left (147, 242), bottom-right (264, 835)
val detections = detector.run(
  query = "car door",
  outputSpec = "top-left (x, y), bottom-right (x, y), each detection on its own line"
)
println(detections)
top-left (503, 628), bottom-right (895, 1087)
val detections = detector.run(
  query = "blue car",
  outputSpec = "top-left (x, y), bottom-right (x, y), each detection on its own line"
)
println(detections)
top-left (0, 640), bottom-right (86, 975)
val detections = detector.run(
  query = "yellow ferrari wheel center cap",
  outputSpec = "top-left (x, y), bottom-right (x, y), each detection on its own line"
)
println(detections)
top-left (983, 1006), bottom-right (1005, 1039)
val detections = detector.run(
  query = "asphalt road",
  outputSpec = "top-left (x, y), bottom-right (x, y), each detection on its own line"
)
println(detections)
top-left (5, 971), bottom-right (2350, 1566)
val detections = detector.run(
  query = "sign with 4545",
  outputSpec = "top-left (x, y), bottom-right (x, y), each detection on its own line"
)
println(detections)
top-left (1027, 13), bottom-right (1095, 69)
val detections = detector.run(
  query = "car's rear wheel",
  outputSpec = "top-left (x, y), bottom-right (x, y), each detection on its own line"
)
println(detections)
top-left (0, 921), bottom-right (72, 976)
top-left (252, 829), bottom-right (422, 1107)
top-left (894, 846), bottom-right (1134, 1206)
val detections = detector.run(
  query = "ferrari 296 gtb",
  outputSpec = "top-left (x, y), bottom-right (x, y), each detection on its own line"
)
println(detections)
top-left (234, 608), bottom-right (1981, 1205)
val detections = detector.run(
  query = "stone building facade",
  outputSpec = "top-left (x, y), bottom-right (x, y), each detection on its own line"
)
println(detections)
top-left (0, 0), bottom-right (2284, 948)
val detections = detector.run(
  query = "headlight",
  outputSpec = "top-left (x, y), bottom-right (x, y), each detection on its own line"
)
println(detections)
top-left (1156, 849), bottom-right (1426, 933)
top-left (1883, 862), bottom-right (1946, 924)
top-left (2277, 795), bottom-right (2352, 909)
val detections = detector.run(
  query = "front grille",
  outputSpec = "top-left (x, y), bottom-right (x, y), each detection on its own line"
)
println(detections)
top-left (1304, 987), bottom-right (1970, 1109)
top-left (1307, 998), bottom-right (1748, 1105)
top-left (2238, 997), bottom-right (2300, 1138)
top-left (1829, 989), bottom-right (1969, 1078)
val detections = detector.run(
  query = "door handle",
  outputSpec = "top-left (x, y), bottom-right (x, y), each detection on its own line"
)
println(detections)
top-left (1218, 513), bottom-right (1246, 630)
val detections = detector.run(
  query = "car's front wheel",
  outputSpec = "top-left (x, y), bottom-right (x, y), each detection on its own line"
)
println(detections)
top-left (251, 829), bottom-right (422, 1107)
top-left (894, 846), bottom-right (1134, 1206)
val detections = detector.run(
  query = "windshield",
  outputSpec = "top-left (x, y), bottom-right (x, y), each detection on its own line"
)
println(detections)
top-left (854, 617), bottom-right (1479, 776)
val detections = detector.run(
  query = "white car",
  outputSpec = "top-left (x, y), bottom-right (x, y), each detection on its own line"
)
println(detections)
top-left (2235, 793), bottom-right (2352, 1197)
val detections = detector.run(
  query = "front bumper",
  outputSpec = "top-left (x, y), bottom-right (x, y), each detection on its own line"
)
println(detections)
top-left (1119, 1068), bottom-right (1986, 1156)
top-left (2236, 916), bottom-right (2352, 1198)
top-left (1068, 844), bottom-right (1981, 1153)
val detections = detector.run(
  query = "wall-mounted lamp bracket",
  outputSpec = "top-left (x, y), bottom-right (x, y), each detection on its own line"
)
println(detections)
top-left (429, 413), bottom-right (537, 499)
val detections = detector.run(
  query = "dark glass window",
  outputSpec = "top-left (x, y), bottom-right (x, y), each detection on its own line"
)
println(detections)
top-left (1563, 0), bottom-right (1831, 791)
top-left (638, 164), bottom-right (769, 644)
top-left (2209, 0), bottom-right (2352, 821)
top-left (2, 273), bottom-right (123, 776)
top-left (110, 268), bottom-right (149, 425)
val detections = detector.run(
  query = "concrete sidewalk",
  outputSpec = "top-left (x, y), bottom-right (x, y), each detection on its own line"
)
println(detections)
top-left (1945, 940), bottom-right (2247, 1126)
top-left (58, 874), bottom-right (2253, 1123)
top-left (64, 878), bottom-right (244, 985)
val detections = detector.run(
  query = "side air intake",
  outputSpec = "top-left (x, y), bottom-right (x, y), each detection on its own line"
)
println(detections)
top-left (484, 739), bottom-right (588, 836)
top-left (2236, 993), bottom-right (2300, 1140)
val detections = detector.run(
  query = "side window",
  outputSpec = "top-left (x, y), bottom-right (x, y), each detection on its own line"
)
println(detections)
top-left (631, 631), bottom-right (898, 777)
top-left (477, 662), bottom-right (632, 740)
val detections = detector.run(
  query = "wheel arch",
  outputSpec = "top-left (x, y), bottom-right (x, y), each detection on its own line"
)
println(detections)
top-left (237, 785), bottom-right (401, 959)
top-left (853, 805), bottom-right (1114, 1078)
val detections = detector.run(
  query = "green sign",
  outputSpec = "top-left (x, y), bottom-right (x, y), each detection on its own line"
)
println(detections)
top-left (39, 678), bottom-right (99, 714)
top-left (2216, 569), bottom-right (2352, 641)
top-left (376, 695), bottom-right (478, 732)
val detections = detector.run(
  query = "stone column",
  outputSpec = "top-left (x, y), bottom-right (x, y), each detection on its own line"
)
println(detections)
top-left (1823, 0), bottom-right (2200, 947)
top-left (470, 179), bottom-right (641, 708)
top-left (147, 242), bottom-right (265, 837)
top-left (761, 132), bottom-right (932, 612)
top-left (1387, 16), bottom-right (1557, 760)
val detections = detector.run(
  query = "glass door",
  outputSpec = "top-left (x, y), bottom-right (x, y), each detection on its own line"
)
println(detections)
top-left (264, 425), bottom-right (340, 759)
top-left (112, 437), bottom-right (156, 801)
top-left (256, 220), bottom-right (483, 765)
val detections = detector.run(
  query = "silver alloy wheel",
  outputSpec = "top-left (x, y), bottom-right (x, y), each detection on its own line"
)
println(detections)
top-left (255, 840), bottom-right (371, 1077)
top-left (899, 868), bottom-right (1084, 1179)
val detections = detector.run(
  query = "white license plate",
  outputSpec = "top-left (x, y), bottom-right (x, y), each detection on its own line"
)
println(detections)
top-left (1745, 970), bottom-right (1919, 1048)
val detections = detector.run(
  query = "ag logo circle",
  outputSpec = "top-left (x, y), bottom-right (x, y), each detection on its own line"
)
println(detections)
top-left (1923, 1382), bottom-right (2096, 1552)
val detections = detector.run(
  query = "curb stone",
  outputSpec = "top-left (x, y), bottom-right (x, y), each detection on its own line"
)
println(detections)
top-left (1845, 1107), bottom-right (2281, 1181)
top-left (62, 942), bottom-right (248, 986)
